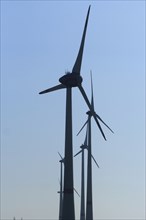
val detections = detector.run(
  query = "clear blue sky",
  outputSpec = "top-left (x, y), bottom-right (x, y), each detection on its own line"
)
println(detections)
top-left (1, 1), bottom-right (145, 220)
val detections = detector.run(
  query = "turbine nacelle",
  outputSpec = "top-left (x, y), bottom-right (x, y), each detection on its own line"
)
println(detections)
top-left (59, 73), bottom-right (83, 87)
top-left (86, 110), bottom-right (95, 116)
top-left (80, 143), bottom-right (88, 150)
top-left (59, 158), bottom-right (65, 163)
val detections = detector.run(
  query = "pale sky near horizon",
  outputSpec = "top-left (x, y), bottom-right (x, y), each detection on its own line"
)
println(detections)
top-left (1, 1), bottom-right (145, 220)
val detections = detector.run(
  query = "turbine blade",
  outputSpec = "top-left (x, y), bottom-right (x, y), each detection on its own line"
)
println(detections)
top-left (96, 114), bottom-right (114, 133)
top-left (39, 84), bottom-right (66, 94)
top-left (58, 152), bottom-right (63, 160)
top-left (77, 119), bottom-right (89, 136)
top-left (74, 149), bottom-right (82, 157)
top-left (84, 126), bottom-right (88, 147)
top-left (91, 154), bottom-right (100, 168)
top-left (78, 85), bottom-right (107, 140)
top-left (72, 5), bottom-right (91, 74)
top-left (90, 71), bottom-right (113, 134)
top-left (74, 187), bottom-right (80, 197)
top-left (90, 70), bottom-right (94, 109)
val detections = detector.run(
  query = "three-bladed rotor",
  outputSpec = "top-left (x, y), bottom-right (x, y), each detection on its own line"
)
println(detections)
top-left (77, 71), bottom-right (114, 139)
top-left (75, 127), bottom-right (100, 168)
top-left (39, 6), bottom-right (112, 141)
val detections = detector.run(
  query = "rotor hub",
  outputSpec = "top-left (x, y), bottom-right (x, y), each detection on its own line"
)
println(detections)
top-left (59, 72), bottom-right (83, 87)
top-left (86, 110), bottom-right (92, 116)
top-left (80, 144), bottom-right (87, 149)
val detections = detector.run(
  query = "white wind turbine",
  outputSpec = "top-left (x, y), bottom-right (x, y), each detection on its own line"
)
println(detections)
top-left (39, 6), bottom-right (109, 219)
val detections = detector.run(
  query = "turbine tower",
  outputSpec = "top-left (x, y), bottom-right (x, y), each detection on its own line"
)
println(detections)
top-left (77, 72), bottom-right (114, 220)
top-left (39, 6), bottom-right (108, 220)
top-left (74, 127), bottom-right (99, 220)
top-left (86, 108), bottom-right (93, 220)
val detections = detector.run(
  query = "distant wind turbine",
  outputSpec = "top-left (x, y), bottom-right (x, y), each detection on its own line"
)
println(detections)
top-left (58, 152), bottom-right (80, 220)
top-left (74, 131), bottom-right (87, 220)
top-left (77, 72), bottom-right (113, 220)
top-left (74, 127), bottom-right (99, 220)
top-left (39, 6), bottom-right (109, 220)
top-left (58, 152), bottom-right (64, 220)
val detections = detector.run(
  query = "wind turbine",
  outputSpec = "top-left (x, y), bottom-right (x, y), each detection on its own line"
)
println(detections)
top-left (74, 130), bottom-right (87, 220)
top-left (58, 152), bottom-right (80, 220)
top-left (77, 72), bottom-right (113, 220)
top-left (39, 6), bottom-right (109, 219)
top-left (58, 152), bottom-right (64, 220)
top-left (74, 127), bottom-right (99, 220)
